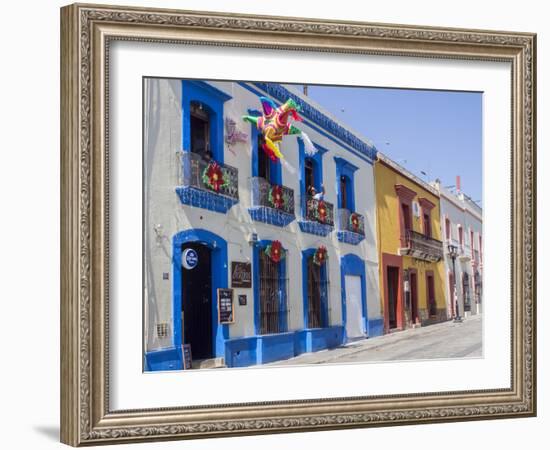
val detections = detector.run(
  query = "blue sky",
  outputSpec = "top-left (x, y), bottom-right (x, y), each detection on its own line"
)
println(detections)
top-left (304, 84), bottom-right (483, 205)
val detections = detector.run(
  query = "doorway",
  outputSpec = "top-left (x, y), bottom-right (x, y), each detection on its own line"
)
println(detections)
top-left (181, 243), bottom-right (213, 360)
top-left (410, 271), bottom-right (418, 324)
top-left (427, 273), bottom-right (436, 316)
top-left (344, 275), bottom-right (363, 339)
top-left (387, 267), bottom-right (400, 329)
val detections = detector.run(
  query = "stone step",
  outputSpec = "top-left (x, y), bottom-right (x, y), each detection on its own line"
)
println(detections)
top-left (192, 357), bottom-right (226, 369)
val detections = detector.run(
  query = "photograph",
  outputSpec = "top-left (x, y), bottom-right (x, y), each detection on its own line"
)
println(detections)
top-left (58, 3), bottom-right (536, 445)
top-left (143, 79), bottom-right (484, 371)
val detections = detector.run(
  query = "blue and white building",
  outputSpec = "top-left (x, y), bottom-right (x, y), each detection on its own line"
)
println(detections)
top-left (144, 79), bottom-right (383, 371)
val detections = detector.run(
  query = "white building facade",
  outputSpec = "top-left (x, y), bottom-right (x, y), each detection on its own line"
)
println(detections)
top-left (144, 79), bottom-right (382, 371)
top-left (433, 182), bottom-right (483, 319)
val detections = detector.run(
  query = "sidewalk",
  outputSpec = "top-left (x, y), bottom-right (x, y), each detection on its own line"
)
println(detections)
top-left (266, 314), bottom-right (483, 366)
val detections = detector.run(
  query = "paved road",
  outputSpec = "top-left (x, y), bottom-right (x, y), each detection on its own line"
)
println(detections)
top-left (267, 314), bottom-right (482, 366)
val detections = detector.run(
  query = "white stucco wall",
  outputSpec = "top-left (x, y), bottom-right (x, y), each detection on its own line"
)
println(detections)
top-left (436, 183), bottom-right (483, 317)
top-left (144, 79), bottom-right (381, 353)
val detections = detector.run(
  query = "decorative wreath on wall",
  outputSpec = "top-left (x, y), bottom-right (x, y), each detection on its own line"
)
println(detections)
top-left (265, 240), bottom-right (284, 263)
top-left (268, 184), bottom-right (286, 209)
top-left (349, 212), bottom-right (361, 232)
top-left (316, 200), bottom-right (328, 223)
top-left (313, 245), bottom-right (328, 266)
top-left (202, 161), bottom-right (228, 192)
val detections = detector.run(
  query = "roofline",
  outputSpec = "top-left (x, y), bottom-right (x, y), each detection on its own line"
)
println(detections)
top-left (376, 152), bottom-right (440, 197)
top-left (437, 187), bottom-right (483, 222)
top-left (247, 82), bottom-right (378, 162)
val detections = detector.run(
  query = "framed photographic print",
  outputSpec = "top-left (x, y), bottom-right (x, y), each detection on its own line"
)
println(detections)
top-left (60, 3), bottom-right (536, 446)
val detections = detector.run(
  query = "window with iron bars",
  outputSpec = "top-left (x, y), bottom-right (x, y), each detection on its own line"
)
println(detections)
top-left (306, 256), bottom-right (329, 328)
top-left (259, 251), bottom-right (289, 334)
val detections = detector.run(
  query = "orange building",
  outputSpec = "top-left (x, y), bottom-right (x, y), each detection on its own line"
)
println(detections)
top-left (374, 153), bottom-right (448, 333)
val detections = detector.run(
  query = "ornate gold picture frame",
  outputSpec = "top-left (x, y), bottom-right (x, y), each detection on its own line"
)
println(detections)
top-left (60, 3), bottom-right (536, 446)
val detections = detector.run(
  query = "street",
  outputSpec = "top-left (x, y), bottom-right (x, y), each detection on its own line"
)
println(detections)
top-left (267, 314), bottom-right (482, 366)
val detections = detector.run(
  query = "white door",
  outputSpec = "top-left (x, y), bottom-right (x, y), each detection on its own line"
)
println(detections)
top-left (344, 275), bottom-right (364, 339)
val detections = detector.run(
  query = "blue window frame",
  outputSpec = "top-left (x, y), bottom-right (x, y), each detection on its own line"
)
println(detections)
top-left (182, 80), bottom-right (232, 163)
top-left (334, 157), bottom-right (359, 212)
top-left (301, 248), bottom-right (329, 329)
top-left (253, 240), bottom-right (288, 335)
top-left (298, 138), bottom-right (328, 216)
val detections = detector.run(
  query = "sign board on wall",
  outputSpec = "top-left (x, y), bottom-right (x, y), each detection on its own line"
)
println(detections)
top-left (231, 262), bottom-right (252, 288)
top-left (217, 288), bottom-right (234, 324)
top-left (182, 248), bottom-right (198, 270)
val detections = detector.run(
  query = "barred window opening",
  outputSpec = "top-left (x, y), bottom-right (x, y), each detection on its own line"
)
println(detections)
top-left (259, 251), bottom-right (287, 334)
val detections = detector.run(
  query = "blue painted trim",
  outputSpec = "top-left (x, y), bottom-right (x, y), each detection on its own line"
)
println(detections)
top-left (182, 80), bottom-right (231, 163)
top-left (298, 137), bottom-right (328, 218)
top-left (295, 327), bottom-right (344, 354)
top-left (297, 220), bottom-right (333, 236)
top-left (248, 207), bottom-right (295, 227)
top-left (301, 249), bottom-right (329, 328)
top-left (172, 229), bottom-right (229, 360)
top-left (224, 336), bottom-right (258, 368)
top-left (175, 186), bottom-right (238, 213)
top-left (238, 82), bottom-right (377, 163)
top-left (340, 253), bottom-right (368, 342)
top-left (224, 326), bottom-right (344, 368)
top-left (144, 347), bottom-right (182, 372)
top-left (367, 317), bottom-right (384, 337)
top-left (253, 240), bottom-right (288, 335)
top-left (257, 333), bottom-right (295, 364)
top-left (334, 156), bottom-right (358, 212)
top-left (337, 230), bottom-right (366, 245)
top-left (248, 109), bottom-right (282, 185)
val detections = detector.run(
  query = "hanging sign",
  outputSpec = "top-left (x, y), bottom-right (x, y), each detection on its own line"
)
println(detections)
top-left (231, 262), bottom-right (252, 288)
top-left (182, 248), bottom-right (198, 270)
top-left (182, 344), bottom-right (192, 370)
top-left (217, 288), bottom-right (235, 324)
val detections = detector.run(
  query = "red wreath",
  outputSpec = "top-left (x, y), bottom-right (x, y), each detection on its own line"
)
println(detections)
top-left (317, 200), bottom-right (327, 223)
top-left (265, 240), bottom-right (284, 263)
top-left (313, 245), bottom-right (328, 265)
top-left (202, 162), bottom-right (227, 192)
top-left (269, 185), bottom-right (285, 209)
top-left (350, 212), bottom-right (361, 232)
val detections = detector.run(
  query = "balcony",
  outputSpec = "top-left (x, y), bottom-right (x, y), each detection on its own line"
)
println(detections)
top-left (175, 152), bottom-right (239, 213)
top-left (400, 230), bottom-right (443, 262)
top-left (336, 208), bottom-right (365, 245)
top-left (459, 243), bottom-right (472, 261)
top-left (248, 177), bottom-right (295, 227)
top-left (298, 197), bottom-right (335, 237)
top-left (444, 239), bottom-right (470, 261)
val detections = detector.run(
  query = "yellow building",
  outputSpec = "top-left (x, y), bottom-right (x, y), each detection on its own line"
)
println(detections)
top-left (374, 154), bottom-right (447, 333)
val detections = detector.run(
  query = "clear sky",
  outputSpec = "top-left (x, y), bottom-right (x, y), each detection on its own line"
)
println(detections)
top-left (303, 84), bottom-right (483, 205)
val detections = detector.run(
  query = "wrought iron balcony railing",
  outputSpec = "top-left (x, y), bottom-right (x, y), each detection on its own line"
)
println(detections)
top-left (180, 151), bottom-right (239, 200)
top-left (304, 196), bottom-right (335, 227)
top-left (250, 177), bottom-right (295, 215)
top-left (401, 229), bottom-right (444, 262)
top-left (337, 208), bottom-right (365, 236)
